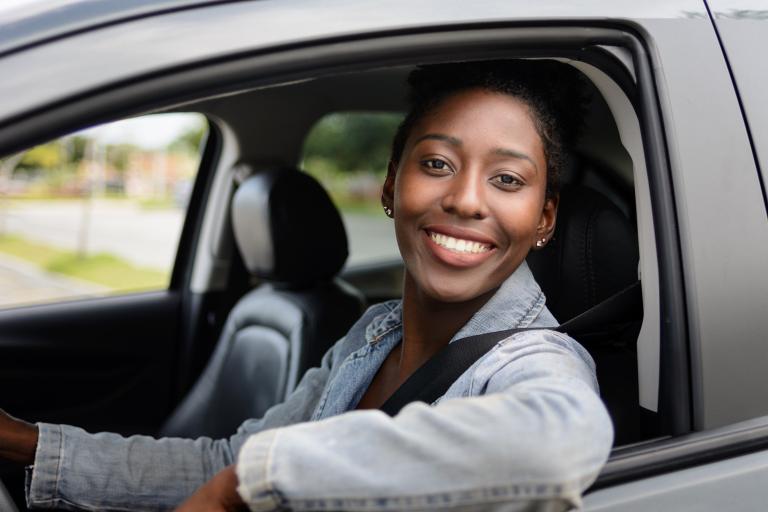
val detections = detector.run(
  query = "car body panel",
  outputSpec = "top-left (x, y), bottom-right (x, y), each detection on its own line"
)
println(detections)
top-left (586, 443), bottom-right (768, 510)
top-left (707, 0), bottom-right (768, 212)
top-left (0, 0), bottom-right (232, 57)
top-left (638, 17), bottom-right (768, 430)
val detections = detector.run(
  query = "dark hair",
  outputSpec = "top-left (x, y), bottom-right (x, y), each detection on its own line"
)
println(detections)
top-left (390, 60), bottom-right (588, 200)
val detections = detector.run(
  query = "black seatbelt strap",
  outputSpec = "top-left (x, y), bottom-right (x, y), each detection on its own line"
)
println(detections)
top-left (379, 281), bottom-right (641, 416)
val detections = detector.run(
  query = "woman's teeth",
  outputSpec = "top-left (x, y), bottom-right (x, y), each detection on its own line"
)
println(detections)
top-left (429, 231), bottom-right (491, 254)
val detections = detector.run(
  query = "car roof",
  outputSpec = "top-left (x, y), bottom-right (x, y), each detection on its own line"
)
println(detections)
top-left (0, 0), bottom-right (240, 57)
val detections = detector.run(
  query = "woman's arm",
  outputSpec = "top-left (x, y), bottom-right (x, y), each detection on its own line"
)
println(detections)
top-left (234, 330), bottom-right (613, 512)
top-left (23, 346), bottom-right (336, 511)
top-left (0, 410), bottom-right (38, 465)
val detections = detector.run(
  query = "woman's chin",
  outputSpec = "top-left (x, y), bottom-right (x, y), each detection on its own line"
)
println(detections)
top-left (420, 281), bottom-right (495, 305)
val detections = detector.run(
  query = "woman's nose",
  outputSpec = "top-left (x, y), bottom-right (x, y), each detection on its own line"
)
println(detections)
top-left (440, 170), bottom-right (487, 220)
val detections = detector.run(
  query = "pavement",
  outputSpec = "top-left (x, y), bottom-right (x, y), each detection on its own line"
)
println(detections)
top-left (0, 252), bottom-right (106, 308)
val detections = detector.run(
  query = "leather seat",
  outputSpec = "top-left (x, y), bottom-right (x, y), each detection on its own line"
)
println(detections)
top-left (161, 169), bottom-right (365, 439)
top-left (527, 185), bottom-right (639, 322)
top-left (527, 185), bottom-right (656, 445)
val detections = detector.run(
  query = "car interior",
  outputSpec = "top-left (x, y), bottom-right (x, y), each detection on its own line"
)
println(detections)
top-left (0, 56), bottom-right (670, 509)
top-left (166, 59), bottom-right (665, 445)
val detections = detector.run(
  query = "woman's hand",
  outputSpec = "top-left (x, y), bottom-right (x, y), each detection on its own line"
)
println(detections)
top-left (174, 465), bottom-right (247, 512)
top-left (0, 409), bottom-right (38, 465)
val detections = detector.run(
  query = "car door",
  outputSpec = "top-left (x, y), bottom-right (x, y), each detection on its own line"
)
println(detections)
top-left (585, 0), bottom-right (768, 508)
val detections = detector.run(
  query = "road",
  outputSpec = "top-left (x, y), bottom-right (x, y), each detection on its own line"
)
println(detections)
top-left (0, 199), bottom-right (399, 304)
top-left (1, 199), bottom-right (183, 269)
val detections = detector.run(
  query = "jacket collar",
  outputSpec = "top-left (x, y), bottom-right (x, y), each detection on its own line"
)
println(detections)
top-left (364, 261), bottom-right (547, 345)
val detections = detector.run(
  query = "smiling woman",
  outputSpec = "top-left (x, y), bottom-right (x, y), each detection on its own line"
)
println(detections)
top-left (0, 60), bottom-right (612, 512)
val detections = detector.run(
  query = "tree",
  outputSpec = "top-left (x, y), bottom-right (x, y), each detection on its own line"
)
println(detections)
top-left (303, 112), bottom-right (402, 175)
top-left (18, 142), bottom-right (63, 171)
top-left (169, 123), bottom-right (207, 155)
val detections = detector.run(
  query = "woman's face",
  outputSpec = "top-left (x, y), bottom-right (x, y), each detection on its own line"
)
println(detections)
top-left (383, 88), bottom-right (557, 303)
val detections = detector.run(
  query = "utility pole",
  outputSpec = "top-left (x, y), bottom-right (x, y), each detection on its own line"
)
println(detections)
top-left (0, 152), bottom-right (24, 236)
top-left (77, 138), bottom-right (96, 258)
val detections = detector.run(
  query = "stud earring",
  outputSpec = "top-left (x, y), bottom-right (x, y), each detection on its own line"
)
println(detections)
top-left (383, 206), bottom-right (393, 217)
top-left (536, 238), bottom-right (547, 248)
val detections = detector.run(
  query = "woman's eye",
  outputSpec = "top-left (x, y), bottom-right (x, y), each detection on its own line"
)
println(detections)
top-left (493, 174), bottom-right (523, 188)
top-left (421, 159), bottom-right (450, 171)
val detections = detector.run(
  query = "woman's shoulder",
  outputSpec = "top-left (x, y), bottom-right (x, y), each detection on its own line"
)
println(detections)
top-left (468, 328), bottom-right (600, 395)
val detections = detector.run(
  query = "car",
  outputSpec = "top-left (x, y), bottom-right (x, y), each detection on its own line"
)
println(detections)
top-left (0, 0), bottom-right (767, 510)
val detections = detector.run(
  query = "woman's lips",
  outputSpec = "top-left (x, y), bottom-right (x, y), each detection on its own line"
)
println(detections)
top-left (425, 224), bottom-right (496, 246)
top-left (428, 230), bottom-right (492, 254)
top-left (423, 228), bottom-right (497, 268)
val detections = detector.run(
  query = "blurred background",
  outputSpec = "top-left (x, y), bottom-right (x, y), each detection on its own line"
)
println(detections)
top-left (0, 111), bottom-right (402, 308)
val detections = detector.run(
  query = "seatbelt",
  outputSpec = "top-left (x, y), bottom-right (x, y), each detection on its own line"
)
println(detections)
top-left (379, 281), bottom-right (641, 416)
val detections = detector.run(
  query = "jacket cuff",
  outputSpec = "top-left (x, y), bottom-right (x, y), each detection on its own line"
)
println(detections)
top-left (25, 423), bottom-right (62, 509)
top-left (236, 429), bottom-right (281, 512)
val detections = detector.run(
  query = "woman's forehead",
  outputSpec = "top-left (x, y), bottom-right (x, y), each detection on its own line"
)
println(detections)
top-left (409, 90), bottom-right (544, 155)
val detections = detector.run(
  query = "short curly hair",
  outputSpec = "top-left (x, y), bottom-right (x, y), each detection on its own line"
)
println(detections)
top-left (390, 60), bottom-right (588, 200)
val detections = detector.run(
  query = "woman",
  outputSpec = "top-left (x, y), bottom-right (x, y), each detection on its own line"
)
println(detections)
top-left (1, 60), bottom-right (613, 511)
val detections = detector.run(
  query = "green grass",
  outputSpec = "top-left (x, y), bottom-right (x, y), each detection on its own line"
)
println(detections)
top-left (138, 197), bottom-right (176, 210)
top-left (0, 234), bottom-right (168, 290)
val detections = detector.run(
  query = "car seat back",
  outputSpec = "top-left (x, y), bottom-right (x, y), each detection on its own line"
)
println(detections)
top-left (527, 185), bottom-right (658, 445)
top-left (160, 169), bottom-right (364, 439)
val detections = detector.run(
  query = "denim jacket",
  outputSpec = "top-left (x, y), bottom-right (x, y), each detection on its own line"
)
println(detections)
top-left (27, 261), bottom-right (613, 511)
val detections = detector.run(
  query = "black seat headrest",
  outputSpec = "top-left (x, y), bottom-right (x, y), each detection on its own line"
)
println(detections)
top-left (527, 185), bottom-right (639, 322)
top-left (231, 169), bottom-right (348, 287)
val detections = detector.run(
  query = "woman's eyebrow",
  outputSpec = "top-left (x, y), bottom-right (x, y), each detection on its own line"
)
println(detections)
top-left (492, 147), bottom-right (539, 173)
top-left (413, 133), bottom-right (462, 147)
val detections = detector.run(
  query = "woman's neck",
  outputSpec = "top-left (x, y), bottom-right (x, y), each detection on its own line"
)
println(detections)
top-left (399, 272), bottom-right (496, 373)
top-left (354, 272), bottom-right (499, 410)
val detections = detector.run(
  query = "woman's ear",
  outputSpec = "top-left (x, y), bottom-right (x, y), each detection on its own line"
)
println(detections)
top-left (533, 195), bottom-right (558, 249)
top-left (381, 160), bottom-right (397, 217)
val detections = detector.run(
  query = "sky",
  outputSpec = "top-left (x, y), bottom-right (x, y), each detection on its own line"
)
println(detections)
top-left (75, 113), bottom-right (205, 150)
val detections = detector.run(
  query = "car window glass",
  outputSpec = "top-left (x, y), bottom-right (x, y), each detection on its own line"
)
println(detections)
top-left (301, 112), bottom-right (402, 267)
top-left (0, 113), bottom-right (207, 308)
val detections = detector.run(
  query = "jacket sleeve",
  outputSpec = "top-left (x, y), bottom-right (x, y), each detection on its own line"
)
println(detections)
top-left (236, 330), bottom-right (614, 512)
top-left (25, 344), bottom-right (337, 511)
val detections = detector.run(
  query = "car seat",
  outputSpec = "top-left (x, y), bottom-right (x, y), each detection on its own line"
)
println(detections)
top-left (527, 185), bottom-right (657, 445)
top-left (160, 168), bottom-right (365, 439)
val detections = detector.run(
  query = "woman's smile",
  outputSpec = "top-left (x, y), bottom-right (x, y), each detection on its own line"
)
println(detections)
top-left (423, 226), bottom-right (496, 268)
